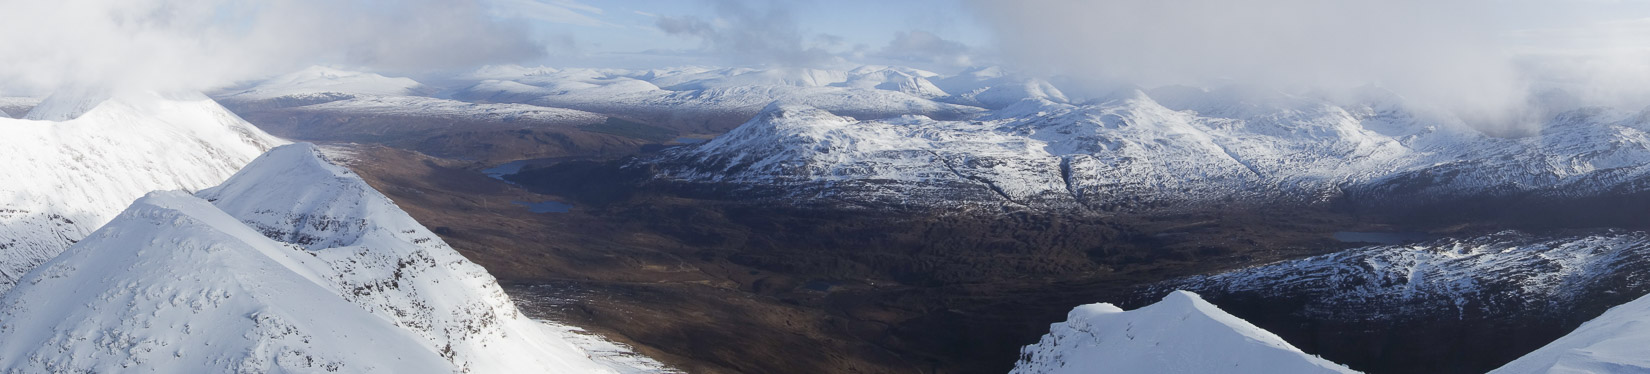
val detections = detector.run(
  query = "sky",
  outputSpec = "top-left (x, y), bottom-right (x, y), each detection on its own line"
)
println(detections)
top-left (4, 0), bottom-right (1650, 128)
top-left (489, 0), bottom-right (990, 70)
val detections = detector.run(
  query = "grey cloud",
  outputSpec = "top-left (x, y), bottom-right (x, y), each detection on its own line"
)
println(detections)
top-left (653, 0), bottom-right (842, 67)
top-left (875, 30), bottom-right (973, 68)
top-left (656, 15), bottom-right (716, 37)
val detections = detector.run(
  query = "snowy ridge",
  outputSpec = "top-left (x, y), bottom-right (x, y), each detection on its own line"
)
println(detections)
top-left (0, 91), bottom-right (283, 293)
top-left (0, 191), bottom-right (449, 373)
top-left (1491, 291), bottom-right (1650, 373)
top-left (1028, 232), bottom-right (1650, 372)
top-left (24, 89), bottom-right (109, 121)
top-left (654, 103), bottom-right (1063, 209)
top-left (1012, 290), bottom-right (1356, 374)
top-left (837, 67), bottom-right (948, 99)
top-left (290, 95), bottom-right (607, 124)
top-left (222, 66), bottom-right (424, 102)
top-left (0, 97), bottom-right (37, 119)
top-left (196, 143), bottom-right (666, 373)
top-left (646, 87), bottom-right (1650, 213)
top-left (0, 143), bottom-right (667, 373)
top-left (452, 65), bottom-right (985, 129)
top-left (1157, 231), bottom-right (1650, 322)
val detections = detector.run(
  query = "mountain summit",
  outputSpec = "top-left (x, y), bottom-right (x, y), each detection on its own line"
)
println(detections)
top-left (0, 91), bottom-right (283, 293)
top-left (0, 143), bottom-right (662, 373)
top-left (1012, 291), bottom-right (1357, 374)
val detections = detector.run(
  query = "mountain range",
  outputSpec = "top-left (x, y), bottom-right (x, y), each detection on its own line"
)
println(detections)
top-left (8, 62), bottom-right (1650, 373)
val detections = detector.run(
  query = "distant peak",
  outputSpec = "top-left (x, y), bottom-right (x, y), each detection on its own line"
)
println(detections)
top-left (23, 89), bottom-right (110, 121)
top-left (962, 66), bottom-right (1007, 78)
top-left (1013, 289), bottom-right (1355, 374)
top-left (754, 101), bottom-right (836, 121)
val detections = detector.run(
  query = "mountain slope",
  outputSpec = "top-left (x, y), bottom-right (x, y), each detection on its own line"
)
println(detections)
top-left (0, 191), bottom-right (449, 373)
top-left (1011, 290), bottom-right (1356, 374)
top-left (452, 66), bottom-right (984, 133)
top-left (643, 88), bottom-right (1650, 216)
top-left (1154, 230), bottom-right (1650, 373)
top-left (0, 91), bottom-right (283, 293)
top-left (197, 143), bottom-right (655, 373)
top-left (1491, 291), bottom-right (1650, 373)
top-left (0, 143), bottom-right (666, 373)
top-left (220, 66), bottom-right (425, 104)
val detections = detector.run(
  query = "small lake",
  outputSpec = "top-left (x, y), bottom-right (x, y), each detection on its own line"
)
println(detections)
top-left (512, 200), bottom-right (574, 214)
top-left (482, 160), bottom-right (530, 181)
top-left (1333, 231), bottom-right (1432, 245)
top-left (673, 137), bottom-right (709, 144)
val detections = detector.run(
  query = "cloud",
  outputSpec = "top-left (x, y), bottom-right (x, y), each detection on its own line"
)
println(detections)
top-left (653, 0), bottom-right (843, 67)
top-left (488, 0), bottom-right (613, 27)
top-left (0, 0), bottom-right (546, 95)
top-left (965, 0), bottom-right (1650, 133)
top-left (875, 30), bottom-right (974, 68)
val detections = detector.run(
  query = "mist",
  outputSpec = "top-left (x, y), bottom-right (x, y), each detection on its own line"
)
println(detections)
top-left (655, 0), bottom-right (844, 68)
top-left (965, 0), bottom-right (1650, 133)
top-left (0, 0), bottom-right (545, 96)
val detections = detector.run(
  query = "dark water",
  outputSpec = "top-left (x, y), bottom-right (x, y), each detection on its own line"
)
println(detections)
top-left (1333, 231), bottom-right (1432, 245)
top-left (512, 200), bottom-right (574, 213)
top-left (482, 160), bottom-right (530, 181)
top-left (673, 137), bottom-right (709, 144)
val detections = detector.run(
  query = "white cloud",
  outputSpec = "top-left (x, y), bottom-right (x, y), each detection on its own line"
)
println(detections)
top-left (0, 0), bottom-right (546, 94)
top-left (653, 0), bottom-right (845, 67)
top-left (488, 0), bottom-right (614, 27)
top-left (875, 31), bottom-right (973, 68)
top-left (964, 0), bottom-right (1650, 132)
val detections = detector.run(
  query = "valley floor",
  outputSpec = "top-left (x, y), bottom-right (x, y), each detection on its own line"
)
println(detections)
top-left (328, 143), bottom-right (1596, 374)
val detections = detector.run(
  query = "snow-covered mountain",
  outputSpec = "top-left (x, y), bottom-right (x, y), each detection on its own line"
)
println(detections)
top-left (218, 66), bottom-right (607, 127)
top-left (280, 95), bottom-right (605, 124)
top-left (838, 66), bottom-right (948, 99)
top-left (641, 87), bottom-right (1650, 214)
top-left (1159, 231), bottom-right (1650, 323)
top-left (0, 97), bottom-right (37, 118)
top-left (0, 90), bottom-right (283, 293)
top-left (1491, 291), bottom-right (1650, 373)
top-left (452, 65), bottom-right (985, 133)
top-left (1011, 290), bottom-right (1356, 374)
top-left (933, 66), bottom-right (1069, 109)
top-left (0, 143), bottom-right (666, 373)
top-left (1022, 267), bottom-right (1650, 373)
top-left (1132, 230), bottom-right (1650, 373)
top-left (220, 66), bottom-right (426, 104)
top-left (0, 191), bottom-right (451, 373)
